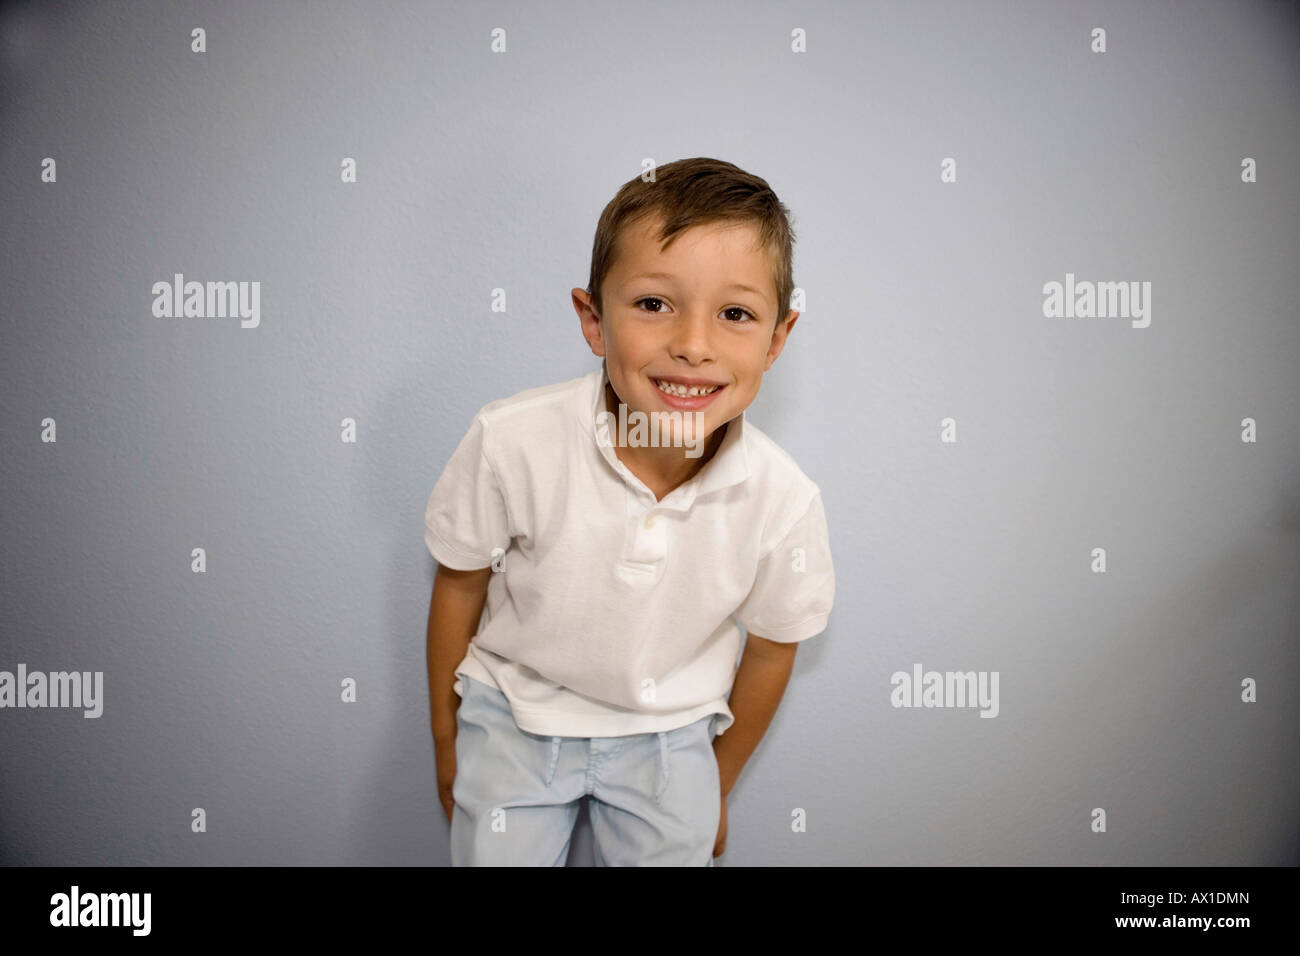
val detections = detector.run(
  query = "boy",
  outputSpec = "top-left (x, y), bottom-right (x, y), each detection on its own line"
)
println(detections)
top-left (425, 157), bottom-right (835, 866)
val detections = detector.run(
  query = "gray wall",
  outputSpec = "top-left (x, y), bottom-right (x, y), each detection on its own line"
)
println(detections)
top-left (1, 0), bottom-right (1297, 866)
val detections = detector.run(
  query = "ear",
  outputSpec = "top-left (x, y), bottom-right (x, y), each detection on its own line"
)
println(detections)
top-left (573, 287), bottom-right (606, 358)
top-left (763, 310), bottom-right (799, 370)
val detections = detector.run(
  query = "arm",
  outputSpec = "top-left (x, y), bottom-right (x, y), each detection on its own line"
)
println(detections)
top-left (712, 632), bottom-right (799, 797)
top-left (427, 563), bottom-right (492, 745)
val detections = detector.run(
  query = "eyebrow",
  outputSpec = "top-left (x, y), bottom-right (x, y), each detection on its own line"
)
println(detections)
top-left (627, 273), bottom-right (770, 301)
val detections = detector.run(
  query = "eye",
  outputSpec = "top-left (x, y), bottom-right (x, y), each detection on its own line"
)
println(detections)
top-left (634, 297), bottom-right (754, 323)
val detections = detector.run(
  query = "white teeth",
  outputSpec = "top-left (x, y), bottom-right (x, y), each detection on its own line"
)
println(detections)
top-left (655, 379), bottom-right (720, 398)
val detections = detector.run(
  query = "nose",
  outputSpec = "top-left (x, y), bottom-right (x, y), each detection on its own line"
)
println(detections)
top-left (666, 308), bottom-right (716, 364)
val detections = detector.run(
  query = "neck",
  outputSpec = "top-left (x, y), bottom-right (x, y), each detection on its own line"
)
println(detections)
top-left (604, 382), bottom-right (727, 499)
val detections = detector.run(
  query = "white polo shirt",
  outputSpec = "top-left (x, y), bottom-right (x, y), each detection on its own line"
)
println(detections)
top-left (424, 364), bottom-right (835, 738)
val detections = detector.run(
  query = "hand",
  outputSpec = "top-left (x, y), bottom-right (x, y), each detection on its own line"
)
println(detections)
top-left (713, 789), bottom-right (728, 858)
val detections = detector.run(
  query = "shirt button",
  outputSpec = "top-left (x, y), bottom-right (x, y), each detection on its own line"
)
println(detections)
top-left (643, 514), bottom-right (656, 529)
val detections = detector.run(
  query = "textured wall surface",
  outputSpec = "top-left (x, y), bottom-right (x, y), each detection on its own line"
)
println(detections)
top-left (1, 0), bottom-right (1297, 866)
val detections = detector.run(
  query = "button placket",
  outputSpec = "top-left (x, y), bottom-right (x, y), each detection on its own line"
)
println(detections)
top-left (632, 507), bottom-right (666, 556)
top-left (615, 479), bottom-right (667, 586)
top-left (617, 493), bottom-right (667, 572)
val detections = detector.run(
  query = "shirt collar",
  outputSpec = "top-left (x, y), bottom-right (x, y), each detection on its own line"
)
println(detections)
top-left (580, 363), bottom-right (750, 510)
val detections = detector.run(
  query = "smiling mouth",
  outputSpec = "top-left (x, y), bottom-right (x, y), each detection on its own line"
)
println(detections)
top-left (652, 379), bottom-right (724, 398)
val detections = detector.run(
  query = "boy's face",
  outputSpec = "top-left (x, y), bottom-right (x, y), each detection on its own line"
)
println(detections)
top-left (573, 215), bottom-right (798, 455)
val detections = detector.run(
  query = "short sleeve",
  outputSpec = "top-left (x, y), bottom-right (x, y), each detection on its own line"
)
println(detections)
top-left (424, 413), bottom-right (512, 570)
top-left (734, 492), bottom-right (835, 642)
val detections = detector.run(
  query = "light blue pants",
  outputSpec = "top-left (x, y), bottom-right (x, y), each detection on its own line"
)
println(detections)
top-left (450, 674), bottom-right (722, 866)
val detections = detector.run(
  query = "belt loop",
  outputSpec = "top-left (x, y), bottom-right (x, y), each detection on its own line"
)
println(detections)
top-left (545, 736), bottom-right (561, 786)
top-left (654, 731), bottom-right (670, 805)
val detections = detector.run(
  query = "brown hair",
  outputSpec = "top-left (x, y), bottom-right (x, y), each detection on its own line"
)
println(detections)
top-left (585, 157), bottom-right (796, 326)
